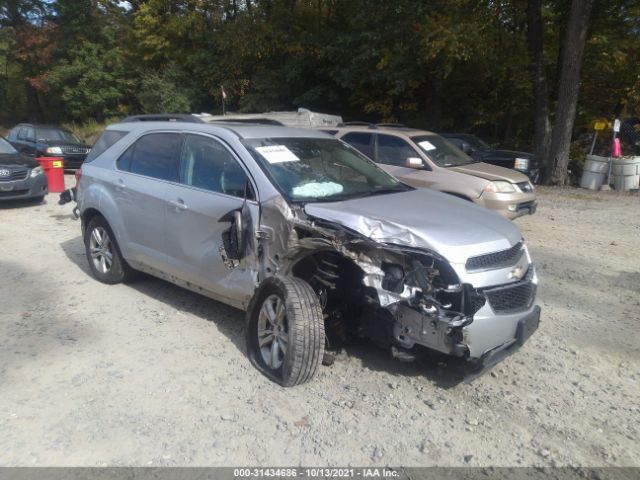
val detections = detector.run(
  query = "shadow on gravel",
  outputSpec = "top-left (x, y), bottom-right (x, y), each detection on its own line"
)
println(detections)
top-left (60, 236), bottom-right (247, 356)
top-left (0, 259), bottom-right (97, 382)
top-left (60, 235), bottom-right (474, 387)
top-left (49, 212), bottom-right (78, 221)
top-left (0, 197), bottom-right (47, 209)
top-left (339, 340), bottom-right (473, 389)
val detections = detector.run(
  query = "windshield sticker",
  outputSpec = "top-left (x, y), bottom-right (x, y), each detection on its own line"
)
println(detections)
top-left (255, 145), bottom-right (300, 163)
top-left (418, 140), bottom-right (436, 151)
top-left (292, 182), bottom-right (344, 198)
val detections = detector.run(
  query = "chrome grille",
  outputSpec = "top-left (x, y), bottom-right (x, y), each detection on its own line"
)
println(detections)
top-left (61, 146), bottom-right (90, 155)
top-left (517, 181), bottom-right (533, 192)
top-left (483, 268), bottom-right (536, 314)
top-left (0, 167), bottom-right (28, 182)
top-left (466, 242), bottom-right (524, 272)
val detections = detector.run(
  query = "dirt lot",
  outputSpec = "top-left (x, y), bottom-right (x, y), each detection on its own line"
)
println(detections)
top-left (0, 179), bottom-right (638, 467)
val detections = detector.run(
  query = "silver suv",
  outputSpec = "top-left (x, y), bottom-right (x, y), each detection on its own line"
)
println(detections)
top-left (77, 116), bottom-right (540, 386)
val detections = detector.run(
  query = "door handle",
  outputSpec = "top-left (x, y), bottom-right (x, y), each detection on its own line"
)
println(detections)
top-left (115, 179), bottom-right (126, 191)
top-left (168, 199), bottom-right (188, 212)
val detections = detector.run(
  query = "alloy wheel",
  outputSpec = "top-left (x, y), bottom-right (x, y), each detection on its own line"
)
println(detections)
top-left (89, 226), bottom-right (113, 274)
top-left (257, 294), bottom-right (289, 369)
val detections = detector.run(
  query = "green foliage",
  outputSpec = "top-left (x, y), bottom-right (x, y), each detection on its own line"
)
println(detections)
top-left (46, 39), bottom-right (130, 121)
top-left (0, 0), bottom-right (638, 152)
top-left (137, 72), bottom-right (192, 113)
top-left (63, 116), bottom-right (121, 146)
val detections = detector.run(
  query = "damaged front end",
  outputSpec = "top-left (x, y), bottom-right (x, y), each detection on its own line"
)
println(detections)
top-left (251, 196), bottom-right (487, 361)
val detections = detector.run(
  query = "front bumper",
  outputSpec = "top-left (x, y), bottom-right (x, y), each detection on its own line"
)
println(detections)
top-left (0, 174), bottom-right (48, 201)
top-left (463, 303), bottom-right (540, 359)
top-left (464, 305), bottom-right (541, 381)
top-left (479, 190), bottom-right (537, 219)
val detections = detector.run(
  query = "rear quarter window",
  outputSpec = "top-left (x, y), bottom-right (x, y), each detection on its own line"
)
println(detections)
top-left (84, 130), bottom-right (129, 163)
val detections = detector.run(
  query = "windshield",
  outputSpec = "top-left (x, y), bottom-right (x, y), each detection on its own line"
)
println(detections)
top-left (463, 134), bottom-right (491, 150)
top-left (0, 137), bottom-right (18, 154)
top-left (242, 137), bottom-right (410, 202)
top-left (412, 135), bottom-right (477, 167)
top-left (36, 127), bottom-right (81, 143)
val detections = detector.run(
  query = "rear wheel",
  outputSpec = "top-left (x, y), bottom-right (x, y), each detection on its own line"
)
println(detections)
top-left (246, 276), bottom-right (325, 387)
top-left (84, 216), bottom-right (134, 284)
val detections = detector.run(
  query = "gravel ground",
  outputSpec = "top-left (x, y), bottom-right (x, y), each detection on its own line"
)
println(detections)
top-left (0, 179), bottom-right (638, 467)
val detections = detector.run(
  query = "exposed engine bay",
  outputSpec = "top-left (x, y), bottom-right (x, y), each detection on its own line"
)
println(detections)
top-left (248, 197), bottom-right (489, 361)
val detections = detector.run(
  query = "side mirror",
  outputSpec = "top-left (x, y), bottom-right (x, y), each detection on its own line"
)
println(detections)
top-left (221, 209), bottom-right (245, 260)
top-left (460, 143), bottom-right (474, 155)
top-left (405, 157), bottom-right (424, 169)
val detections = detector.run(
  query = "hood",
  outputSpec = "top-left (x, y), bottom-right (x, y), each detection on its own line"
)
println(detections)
top-left (0, 153), bottom-right (39, 168)
top-left (304, 188), bottom-right (522, 264)
top-left (480, 149), bottom-right (540, 167)
top-left (488, 148), bottom-right (534, 159)
top-left (449, 162), bottom-right (530, 183)
top-left (38, 139), bottom-right (90, 148)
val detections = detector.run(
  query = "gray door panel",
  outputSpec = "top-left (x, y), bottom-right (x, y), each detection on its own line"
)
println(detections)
top-left (164, 184), bottom-right (258, 302)
top-left (163, 132), bottom-right (258, 304)
top-left (113, 172), bottom-right (168, 270)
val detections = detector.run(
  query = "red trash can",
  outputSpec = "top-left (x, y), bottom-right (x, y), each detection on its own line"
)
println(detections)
top-left (37, 157), bottom-right (66, 193)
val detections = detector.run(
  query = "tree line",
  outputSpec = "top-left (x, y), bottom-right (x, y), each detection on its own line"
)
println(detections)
top-left (1, 0), bottom-right (639, 184)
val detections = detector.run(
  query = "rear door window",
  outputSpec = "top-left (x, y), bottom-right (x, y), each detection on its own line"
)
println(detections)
top-left (118, 132), bottom-right (182, 182)
top-left (376, 134), bottom-right (417, 166)
top-left (341, 132), bottom-right (374, 159)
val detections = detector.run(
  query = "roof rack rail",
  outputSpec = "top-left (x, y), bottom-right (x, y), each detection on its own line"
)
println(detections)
top-left (376, 122), bottom-right (406, 128)
top-left (340, 121), bottom-right (377, 128)
top-left (206, 118), bottom-right (285, 126)
top-left (120, 114), bottom-right (204, 123)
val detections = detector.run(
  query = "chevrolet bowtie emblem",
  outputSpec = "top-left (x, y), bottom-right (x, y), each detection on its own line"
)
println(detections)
top-left (509, 266), bottom-right (525, 280)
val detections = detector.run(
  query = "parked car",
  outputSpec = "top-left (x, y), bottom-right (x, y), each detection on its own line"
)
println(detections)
top-left (333, 124), bottom-right (536, 220)
top-left (7, 123), bottom-right (91, 170)
top-left (441, 133), bottom-right (541, 184)
top-left (0, 135), bottom-right (48, 202)
top-left (77, 116), bottom-right (540, 386)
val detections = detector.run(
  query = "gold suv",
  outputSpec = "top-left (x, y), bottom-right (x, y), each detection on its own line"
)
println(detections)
top-left (332, 124), bottom-right (537, 219)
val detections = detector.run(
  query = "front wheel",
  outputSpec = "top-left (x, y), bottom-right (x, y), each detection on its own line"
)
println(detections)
top-left (246, 276), bottom-right (325, 387)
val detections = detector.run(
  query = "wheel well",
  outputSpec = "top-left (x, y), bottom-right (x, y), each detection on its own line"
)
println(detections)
top-left (289, 251), bottom-right (366, 346)
top-left (290, 251), bottom-right (363, 291)
top-left (82, 208), bottom-right (103, 233)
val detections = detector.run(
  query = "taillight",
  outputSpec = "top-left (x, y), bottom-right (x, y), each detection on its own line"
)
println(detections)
top-left (74, 168), bottom-right (82, 187)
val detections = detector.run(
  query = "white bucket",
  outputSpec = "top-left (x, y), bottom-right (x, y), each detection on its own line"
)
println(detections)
top-left (580, 170), bottom-right (606, 190)
top-left (584, 155), bottom-right (610, 173)
top-left (613, 174), bottom-right (640, 191)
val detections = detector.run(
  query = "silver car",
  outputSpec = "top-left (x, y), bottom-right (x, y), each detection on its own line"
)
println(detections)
top-left (77, 117), bottom-right (540, 386)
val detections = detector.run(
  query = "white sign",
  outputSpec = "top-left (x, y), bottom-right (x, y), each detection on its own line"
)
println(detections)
top-left (613, 119), bottom-right (621, 133)
top-left (418, 140), bottom-right (436, 151)
top-left (255, 145), bottom-right (300, 164)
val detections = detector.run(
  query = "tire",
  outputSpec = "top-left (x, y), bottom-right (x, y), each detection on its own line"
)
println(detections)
top-left (84, 215), bottom-right (134, 284)
top-left (246, 276), bottom-right (325, 387)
